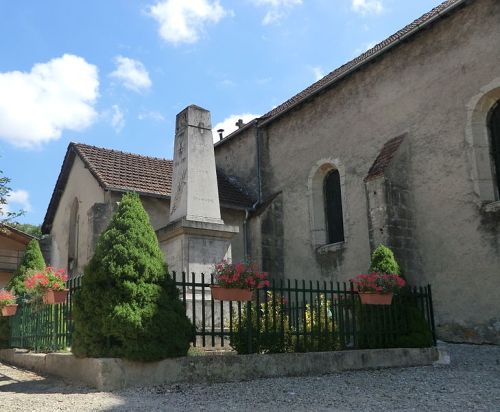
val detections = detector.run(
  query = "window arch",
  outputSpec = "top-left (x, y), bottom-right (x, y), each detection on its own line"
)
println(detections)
top-left (324, 169), bottom-right (345, 244)
top-left (307, 159), bottom-right (347, 249)
top-left (488, 101), bottom-right (500, 199)
top-left (68, 197), bottom-right (79, 274)
top-left (466, 79), bottom-right (500, 203)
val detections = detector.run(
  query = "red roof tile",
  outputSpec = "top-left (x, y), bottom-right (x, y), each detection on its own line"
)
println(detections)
top-left (365, 135), bottom-right (406, 182)
top-left (42, 143), bottom-right (254, 233)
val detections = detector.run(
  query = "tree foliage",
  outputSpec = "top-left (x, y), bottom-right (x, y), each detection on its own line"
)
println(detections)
top-left (72, 193), bottom-right (193, 361)
top-left (9, 223), bottom-right (42, 238)
top-left (369, 244), bottom-right (401, 276)
top-left (0, 168), bottom-right (24, 229)
top-left (8, 239), bottom-right (46, 295)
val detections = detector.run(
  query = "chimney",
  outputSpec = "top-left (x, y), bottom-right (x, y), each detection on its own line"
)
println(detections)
top-left (217, 129), bottom-right (224, 141)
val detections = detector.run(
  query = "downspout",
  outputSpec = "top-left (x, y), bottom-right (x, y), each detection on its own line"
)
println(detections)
top-left (243, 121), bottom-right (262, 260)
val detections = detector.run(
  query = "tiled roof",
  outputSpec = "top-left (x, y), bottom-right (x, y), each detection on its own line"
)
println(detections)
top-left (42, 143), bottom-right (254, 233)
top-left (215, 0), bottom-right (467, 146)
top-left (259, 0), bottom-right (466, 124)
top-left (365, 135), bottom-right (406, 182)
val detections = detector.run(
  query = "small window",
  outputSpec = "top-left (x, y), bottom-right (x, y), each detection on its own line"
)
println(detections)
top-left (488, 101), bottom-right (500, 199)
top-left (324, 169), bottom-right (345, 244)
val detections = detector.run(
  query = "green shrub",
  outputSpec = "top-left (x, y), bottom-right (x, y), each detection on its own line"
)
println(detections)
top-left (72, 193), bottom-right (193, 361)
top-left (294, 294), bottom-right (340, 352)
top-left (8, 239), bottom-right (46, 296)
top-left (369, 244), bottom-right (401, 275)
top-left (356, 293), bottom-right (433, 349)
top-left (230, 292), bottom-right (292, 354)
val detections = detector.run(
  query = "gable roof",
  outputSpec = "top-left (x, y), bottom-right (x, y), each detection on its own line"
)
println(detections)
top-left (365, 135), bottom-right (406, 182)
top-left (215, 0), bottom-right (468, 146)
top-left (42, 143), bottom-right (255, 234)
top-left (0, 224), bottom-right (35, 244)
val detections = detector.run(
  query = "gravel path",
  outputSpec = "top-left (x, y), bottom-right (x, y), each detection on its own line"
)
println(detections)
top-left (1, 343), bottom-right (499, 411)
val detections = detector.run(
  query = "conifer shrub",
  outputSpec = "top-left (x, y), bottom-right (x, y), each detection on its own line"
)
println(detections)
top-left (72, 193), bottom-right (193, 361)
top-left (369, 244), bottom-right (401, 276)
top-left (8, 239), bottom-right (45, 295)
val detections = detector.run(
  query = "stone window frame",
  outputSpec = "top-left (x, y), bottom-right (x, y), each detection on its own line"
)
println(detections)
top-left (466, 77), bottom-right (500, 212)
top-left (307, 158), bottom-right (348, 253)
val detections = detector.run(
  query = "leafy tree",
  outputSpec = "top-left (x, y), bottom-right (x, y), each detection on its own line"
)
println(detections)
top-left (10, 223), bottom-right (42, 238)
top-left (8, 239), bottom-right (46, 295)
top-left (0, 168), bottom-right (24, 231)
top-left (369, 244), bottom-right (401, 276)
top-left (72, 193), bottom-right (193, 361)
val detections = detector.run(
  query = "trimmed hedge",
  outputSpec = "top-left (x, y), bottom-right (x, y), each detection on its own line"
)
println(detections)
top-left (72, 193), bottom-right (193, 361)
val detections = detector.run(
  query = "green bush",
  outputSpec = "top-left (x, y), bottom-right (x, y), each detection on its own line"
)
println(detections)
top-left (230, 292), bottom-right (292, 354)
top-left (294, 294), bottom-right (340, 352)
top-left (356, 293), bottom-right (433, 349)
top-left (72, 193), bottom-right (193, 361)
top-left (369, 244), bottom-right (401, 275)
top-left (8, 239), bottom-right (46, 296)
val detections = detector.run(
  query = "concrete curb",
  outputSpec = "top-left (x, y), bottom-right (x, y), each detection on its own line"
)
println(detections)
top-left (0, 347), bottom-right (439, 391)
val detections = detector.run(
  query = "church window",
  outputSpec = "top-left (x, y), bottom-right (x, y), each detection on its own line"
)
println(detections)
top-left (488, 101), bottom-right (500, 199)
top-left (307, 159), bottom-right (347, 250)
top-left (324, 169), bottom-right (345, 243)
top-left (68, 197), bottom-right (79, 274)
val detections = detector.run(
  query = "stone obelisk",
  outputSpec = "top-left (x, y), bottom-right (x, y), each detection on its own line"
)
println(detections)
top-left (157, 105), bottom-right (238, 277)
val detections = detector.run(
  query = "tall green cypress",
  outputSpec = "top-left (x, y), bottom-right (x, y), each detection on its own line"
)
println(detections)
top-left (72, 193), bottom-right (193, 361)
top-left (8, 238), bottom-right (46, 295)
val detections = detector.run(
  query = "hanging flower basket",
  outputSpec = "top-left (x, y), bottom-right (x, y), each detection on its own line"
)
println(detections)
top-left (1, 304), bottom-right (18, 317)
top-left (42, 289), bottom-right (69, 305)
top-left (210, 285), bottom-right (253, 301)
top-left (358, 292), bottom-right (393, 305)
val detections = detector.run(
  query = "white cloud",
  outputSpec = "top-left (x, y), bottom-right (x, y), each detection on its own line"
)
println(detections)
top-left (110, 56), bottom-right (152, 92)
top-left (251, 0), bottom-right (302, 25)
top-left (138, 110), bottom-right (165, 122)
top-left (0, 54), bottom-right (99, 149)
top-left (310, 66), bottom-right (324, 81)
top-left (213, 113), bottom-right (260, 142)
top-left (148, 0), bottom-right (229, 45)
top-left (5, 190), bottom-right (31, 214)
top-left (110, 105), bottom-right (125, 133)
top-left (351, 0), bottom-right (383, 15)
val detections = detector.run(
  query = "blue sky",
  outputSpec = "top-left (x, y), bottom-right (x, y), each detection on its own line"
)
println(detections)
top-left (0, 0), bottom-right (445, 225)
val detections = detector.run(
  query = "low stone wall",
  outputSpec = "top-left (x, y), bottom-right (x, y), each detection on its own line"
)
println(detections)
top-left (0, 347), bottom-right (439, 391)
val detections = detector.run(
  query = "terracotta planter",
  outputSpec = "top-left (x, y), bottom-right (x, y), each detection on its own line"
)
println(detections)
top-left (358, 292), bottom-right (393, 305)
top-left (210, 286), bottom-right (252, 301)
top-left (43, 289), bottom-right (69, 304)
top-left (1, 304), bottom-right (18, 316)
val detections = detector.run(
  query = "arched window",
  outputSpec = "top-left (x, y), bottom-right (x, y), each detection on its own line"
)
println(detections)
top-left (488, 101), bottom-right (500, 199)
top-left (68, 197), bottom-right (79, 274)
top-left (324, 169), bottom-right (344, 244)
top-left (308, 159), bottom-right (347, 249)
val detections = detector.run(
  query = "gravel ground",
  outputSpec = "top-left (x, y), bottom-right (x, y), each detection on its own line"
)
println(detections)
top-left (1, 343), bottom-right (499, 411)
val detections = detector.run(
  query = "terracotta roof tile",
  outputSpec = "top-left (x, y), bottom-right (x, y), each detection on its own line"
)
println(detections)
top-left (42, 143), bottom-right (254, 233)
top-left (365, 135), bottom-right (406, 182)
top-left (260, 0), bottom-right (466, 124)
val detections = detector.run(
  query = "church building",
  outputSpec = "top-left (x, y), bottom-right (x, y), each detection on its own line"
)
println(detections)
top-left (42, 0), bottom-right (500, 345)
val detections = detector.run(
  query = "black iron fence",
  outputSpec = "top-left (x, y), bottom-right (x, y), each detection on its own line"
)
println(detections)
top-left (7, 272), bottom-right (436, 353)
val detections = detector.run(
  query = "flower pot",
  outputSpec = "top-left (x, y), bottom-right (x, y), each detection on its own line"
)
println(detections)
top-left (210, 286), bottom-right (252, 301)
top-left (43, 289), bottom-right (69, 304)
top-left (358, 292), bottom-right (393, 305)
top-left (1, 304), bottom-right (18, 316)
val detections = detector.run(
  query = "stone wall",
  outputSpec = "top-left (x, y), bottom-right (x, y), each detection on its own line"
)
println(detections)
top-left (214, 0), bottom-right (500, 343)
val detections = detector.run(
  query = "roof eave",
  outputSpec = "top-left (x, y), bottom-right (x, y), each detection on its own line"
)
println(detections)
top-left (259, 0), bottom-right (468, 128)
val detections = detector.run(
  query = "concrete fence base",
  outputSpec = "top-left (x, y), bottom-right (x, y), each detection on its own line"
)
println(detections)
top-left (0, 347), bottom-right (439, 391)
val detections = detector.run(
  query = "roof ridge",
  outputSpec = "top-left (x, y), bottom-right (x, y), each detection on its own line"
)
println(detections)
top-left (72, 142), bottom-right (173, 163)
top-left (259, 0), bottom-right (466, 122)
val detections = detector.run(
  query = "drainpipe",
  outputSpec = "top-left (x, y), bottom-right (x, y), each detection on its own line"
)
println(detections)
top-left (243, 121), bottom-right (263, 260)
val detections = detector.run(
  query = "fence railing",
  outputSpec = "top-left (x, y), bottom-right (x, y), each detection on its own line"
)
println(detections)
top-left (8, 273), bottom-right (436, 353)
top-left (8, 275), bottom-right (82, 351)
